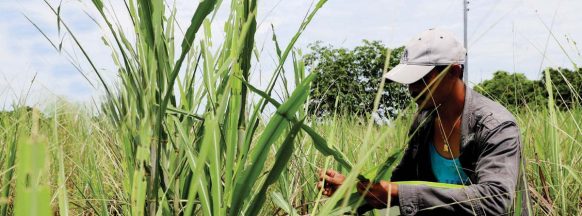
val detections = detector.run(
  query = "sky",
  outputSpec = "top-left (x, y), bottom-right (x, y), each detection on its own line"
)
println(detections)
top-left (1, 0), bottom-right (581, 107)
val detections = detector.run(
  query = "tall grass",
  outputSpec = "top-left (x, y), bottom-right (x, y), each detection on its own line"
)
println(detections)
top-left (82, 0), bottom-right (346, 215)
top-left (23, 0), bottom-right (361, 215)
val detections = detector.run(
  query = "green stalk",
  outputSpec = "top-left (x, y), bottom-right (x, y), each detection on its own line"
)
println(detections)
top-left (14, 110), bottom-right (51, 216)
top-left (52, 109), bottom-right (69, 216)
top-left (239, 0), bottom-right (329, 165)
top-left (0, 115), bottom-right (19, 216)
top-left (544, 67), bottom-right (565, 214)
top-left (230, 73), bottom-right (316, 215)
top-left (246, 119), bottom-right (305, 215)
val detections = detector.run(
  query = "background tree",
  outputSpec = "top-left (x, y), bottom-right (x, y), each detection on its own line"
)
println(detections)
top-left (304, 40), bottom-right (410, 120)
top-left (475, 68), bottom-right (581, 109)
top-left (542, 67), bottom-right (582, 108)
top-left (474, 71), bottom-right (546, 108)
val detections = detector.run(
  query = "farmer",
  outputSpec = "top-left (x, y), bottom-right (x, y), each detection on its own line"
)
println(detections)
top-left (317, 28), bottom-right (529, 215)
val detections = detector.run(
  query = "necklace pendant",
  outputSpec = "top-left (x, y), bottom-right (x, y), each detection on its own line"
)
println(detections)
top-left (443, 145), bottom-right (449, 152)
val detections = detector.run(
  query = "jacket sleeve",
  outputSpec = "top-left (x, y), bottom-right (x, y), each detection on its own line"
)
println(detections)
top-left (396, 121), bottom-right (521, 216)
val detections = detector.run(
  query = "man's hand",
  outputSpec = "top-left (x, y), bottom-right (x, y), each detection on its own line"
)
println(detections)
top-left (356, 180), bottom-right (399, 209)
top-left (316, 169), bottom-right (345, 196)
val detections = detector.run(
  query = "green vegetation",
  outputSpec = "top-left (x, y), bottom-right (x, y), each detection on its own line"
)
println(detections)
top-left (0, 104), bottom-right (580, 215)
top-left (475, 68), bottom-right (581, 109)
top-left (305, 41), bottom-right (410, 119)
top-left (0, 0), bottom-right (580, 215)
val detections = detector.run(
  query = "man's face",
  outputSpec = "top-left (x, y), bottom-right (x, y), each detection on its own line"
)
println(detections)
top-left (407, 66), bottom-right (457, 110)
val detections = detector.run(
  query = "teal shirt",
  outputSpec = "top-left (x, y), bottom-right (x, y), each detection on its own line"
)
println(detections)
top-left (429, 142), bottom-right (469, 184)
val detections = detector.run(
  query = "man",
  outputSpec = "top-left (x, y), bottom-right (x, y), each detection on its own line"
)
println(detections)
top-left (317, 28), bottom-right (529, 215)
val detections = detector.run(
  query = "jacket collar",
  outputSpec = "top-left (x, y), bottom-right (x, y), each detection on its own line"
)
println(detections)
top-left (415, 85), bottom-right (474, 151)
top-left (461, 85), bottom-right (474, 150)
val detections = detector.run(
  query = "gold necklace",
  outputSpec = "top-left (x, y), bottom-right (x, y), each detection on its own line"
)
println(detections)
top-left (436, 115), bottom-right (462, 153)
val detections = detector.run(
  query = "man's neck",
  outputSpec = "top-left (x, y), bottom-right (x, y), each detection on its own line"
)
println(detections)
top-left (436, 79), bottom-right (466, 122)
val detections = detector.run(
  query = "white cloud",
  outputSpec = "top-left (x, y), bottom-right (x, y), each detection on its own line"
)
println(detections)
top-left (0, 0), bottom-right (116, 107)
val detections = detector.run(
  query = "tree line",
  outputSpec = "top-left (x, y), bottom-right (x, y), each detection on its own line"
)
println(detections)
top-left (305, 41), bottom-right (581, 119)
top-left (474, 68), bottom-right (581, 109)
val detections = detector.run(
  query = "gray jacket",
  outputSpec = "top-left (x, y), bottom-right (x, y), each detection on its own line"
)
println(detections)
top-left (390, 87), bottom-right (531, 216)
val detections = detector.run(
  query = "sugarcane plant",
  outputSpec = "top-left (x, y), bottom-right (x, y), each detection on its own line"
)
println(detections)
top-left (32, 0), bottom-right (372, 215)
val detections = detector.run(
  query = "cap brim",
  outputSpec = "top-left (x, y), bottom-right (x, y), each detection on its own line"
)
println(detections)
top-left (383, 64), bottom-right (435, 84)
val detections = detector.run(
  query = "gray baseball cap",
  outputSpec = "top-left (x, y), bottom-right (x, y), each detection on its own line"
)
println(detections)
top-left (384, 28), bottom-right (466, 84)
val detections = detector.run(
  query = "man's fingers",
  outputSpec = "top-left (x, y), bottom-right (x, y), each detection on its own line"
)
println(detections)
top-left (323, 188), bottom-right (332, 196)
top-left (323, 175), bottom-right (342, 185)
top-left (318, 169), bottom-right (326, 180)
top-left (316, 179), bottom-right (338, 197)
top-left (319, 169), bottom-right (337, 179)
top-left (325, 169), bottom-right (337, 177)
top-left (317, 169), bottom-right (343, 185)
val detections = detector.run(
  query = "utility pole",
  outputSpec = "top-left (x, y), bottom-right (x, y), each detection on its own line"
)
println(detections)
top-left (463, 0), bottom-right (469, 83)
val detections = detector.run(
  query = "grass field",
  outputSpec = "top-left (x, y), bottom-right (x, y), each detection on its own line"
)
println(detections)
top-left (0, 101), bottom-right (580, 215)
top-left (1, 0), bottom-right (581, 215)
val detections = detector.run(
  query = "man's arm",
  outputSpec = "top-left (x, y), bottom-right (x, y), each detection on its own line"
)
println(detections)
top-left (356, 180), bottom-right (399, 208)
